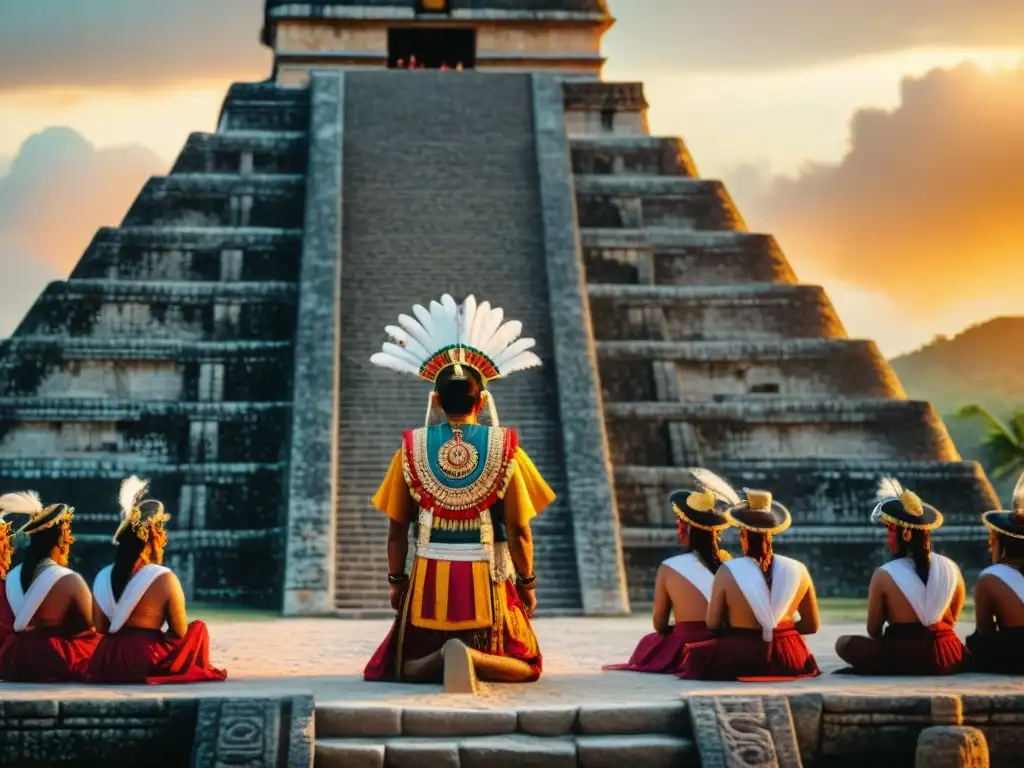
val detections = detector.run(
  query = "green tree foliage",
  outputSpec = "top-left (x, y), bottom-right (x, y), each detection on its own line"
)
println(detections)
top-left (955, 404), bottom-right (1024, 480)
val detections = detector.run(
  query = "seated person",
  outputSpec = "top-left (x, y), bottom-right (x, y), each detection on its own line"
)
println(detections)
top-left (835, 477), bottom-right (966, 675)
top-left (605, 468), bottom-right (737, 673)
top-left (87, 477), bottom-right (226, 684)
top-left (0, 509), bottom-right (16, 644)
top-left (967, 471), bottom-right (1024, 673)
top-left (0, 492), bottom-right (99, 682)
top-left (678, 488), bottom-right (820, 681)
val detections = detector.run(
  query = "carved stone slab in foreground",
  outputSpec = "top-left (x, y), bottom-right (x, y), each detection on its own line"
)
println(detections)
top-left (0, 0), bottom-right (998, 615)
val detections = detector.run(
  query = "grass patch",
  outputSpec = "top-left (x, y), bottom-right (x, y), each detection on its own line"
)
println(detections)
top-left (190, 602), bottom-right (278, 623)
top-left (817, 598), bottom-right (974, 622)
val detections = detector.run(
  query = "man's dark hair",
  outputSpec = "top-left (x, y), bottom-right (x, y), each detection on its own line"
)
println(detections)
top-left (19, 524), bottom-right (64, 591)
top-left (1000, 532), bottom-right (1024, 560)
top-left (895, 528), bottom-right (932, 583)
top-left (435, 365), bottom-right (484, 416)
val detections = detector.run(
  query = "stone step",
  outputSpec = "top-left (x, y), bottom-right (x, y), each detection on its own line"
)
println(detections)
top-left (314, 734), bottom-right (696, 767)
top-left (72, 225), bottom-right (303, 283)
top-left (563, 80), bottom-right (648, 114)
top-left (0, 398), bottom-right (289, 421)
top-left (0, 337), bottom-right (291, 362)
top-left (39, 279), bottom-right (295, 302)
top-left (172, 130), bottom-right (308, 175)
top-left (124, 173), bottom-right (305, 229)
top-left (217, 84), bottom-right (310, 133)
top-left (0, 458), bottom-right (283, 480)
top-left (570, 136), bottom-right (697, 177)
top-left (579, 228), bottom-right (796, 287)
top-left (587, 282), bottom-right (843, 343)
top-left (574, 175), bottom-right (745, 231)
top-left (595, 338), bottom-right (902, 403)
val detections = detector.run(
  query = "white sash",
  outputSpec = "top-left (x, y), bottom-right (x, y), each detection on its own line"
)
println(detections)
top-left (725, 555), bottom-right (806, 641)
top-left (6, 563), bottom-right (76, 632)
top-left (880, 554), bottom-right (960, 627)
top-left (92, 564), bottom-right (170, 633)
top-left (980, 563), bottom-right (1024, 604)
top-left (662, 553), bottom-right (713, 600)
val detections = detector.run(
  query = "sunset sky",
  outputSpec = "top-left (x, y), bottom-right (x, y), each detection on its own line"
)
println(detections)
top-left (1, 0), bottom-right (1022, 356)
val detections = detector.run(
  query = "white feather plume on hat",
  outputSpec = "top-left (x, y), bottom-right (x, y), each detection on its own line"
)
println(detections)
top-left (112, 475), bottom-right (149, 544)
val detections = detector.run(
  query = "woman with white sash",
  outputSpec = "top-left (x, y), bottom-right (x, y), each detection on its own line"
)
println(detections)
top-left (87, 477), bottom-right (226, 684)
top-left (835, 477), bottom-right (966, 675)
top-left (678, 488), bottom-right (821, 681)
top-left (0, 508), bottom-right (18, 645)
top-left (968, 470), bottom-right (1024, 673)
top-left (0, 492), bottom-right (99, 682)
top-left (605, 469), bottom-right (737, 674)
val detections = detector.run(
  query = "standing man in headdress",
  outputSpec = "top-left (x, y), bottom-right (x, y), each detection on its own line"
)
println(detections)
top-left (363, 294), bottom-right (555, 693)
top-left (0, 491), bottom-right (99, 682)
top-left (834, 478), bottom-right (966, 675)
top-left (604, 468), bottom-right (736, 674)
top-left (967, 470), bottom-right (1024, 673)
top-left (0, 509), bottom-right (17, 644)
top-left (678, 487), bottom-right (821, 681)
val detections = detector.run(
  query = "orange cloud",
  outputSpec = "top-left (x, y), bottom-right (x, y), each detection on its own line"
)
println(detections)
top-left (0, 127), bottom-right (165, 276)
top-left (735, 61), bottom-right (1024, 309)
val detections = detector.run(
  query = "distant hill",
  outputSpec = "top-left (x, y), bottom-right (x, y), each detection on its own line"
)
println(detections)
top-left (890, 316), bottom-right (1024, 500)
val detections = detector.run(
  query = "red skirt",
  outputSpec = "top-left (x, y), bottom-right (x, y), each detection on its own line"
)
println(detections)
top-left (365, 577), bottom-right (542, 682)
top-left (0, 589), bottom-right (12, 649)
top-left (603, 621), bottom-right (713, 674)
top-left (87, 621), bottom-right (227, 685)
top-left (0, 626), bottom-right (100, 682)
top-left (836, 622), bottom-right (965, 676)
top-left (966, 628), bottom-right (1024, 674)
top-left (677, 622), bottom-right (820, 681)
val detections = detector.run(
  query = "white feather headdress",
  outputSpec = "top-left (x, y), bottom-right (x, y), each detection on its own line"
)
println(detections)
top-left (0, 491), bottom-right (43, 532)
top-left (689, 468), bottom-right (742, 507)
top-left (872, 476), bottom-right (925, 521)
top-left (112, 475), bottom-right (151, 544)
top-left (370, 294), bottom-right (542, 385)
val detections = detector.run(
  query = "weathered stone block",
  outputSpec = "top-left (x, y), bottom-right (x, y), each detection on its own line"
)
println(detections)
top-left (823, 694), bottom-right (931, 715)
top-left (518, 706), bottom-right (579, 736)
top-left (192, 696), bottom-right (313, 768)
top-left (459, 734), bottom-right (577, 768)
top-left (788, 693), bottom-right (823, 765)
top-left (315, 704), bottom-right (402, 738)
top-left (576, 734), bottom-right (696, 768)
top-left (690, 696), bottom-right (802, 768)
top-left (577, 702), bottom-right (685, 735)
top-left (402, 708), bottom-right (517, 738)
top-left (313, 739), bottom-right (385, 768)
top-left (387, 739), bottom-right (460, 768)
top-left (916, 726), bottom-right (989, 768)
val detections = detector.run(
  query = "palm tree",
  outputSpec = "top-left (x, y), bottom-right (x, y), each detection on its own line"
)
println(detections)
top-left (955, 404), bottom-right (1024, 480)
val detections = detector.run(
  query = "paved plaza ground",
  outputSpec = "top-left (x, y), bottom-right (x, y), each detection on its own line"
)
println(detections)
top-left (2, 616), bottom-right (1022, 706)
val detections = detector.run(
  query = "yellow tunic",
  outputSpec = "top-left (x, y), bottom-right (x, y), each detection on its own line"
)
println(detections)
top-left (371, 445), bottom-right (555, 632)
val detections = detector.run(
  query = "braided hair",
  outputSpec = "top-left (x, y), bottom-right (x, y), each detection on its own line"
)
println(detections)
top-left (678, 521), bottom-right (727, 574)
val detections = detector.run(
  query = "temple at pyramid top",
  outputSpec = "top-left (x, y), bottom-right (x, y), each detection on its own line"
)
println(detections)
top-left (262, 0), bottom-right (614, 83)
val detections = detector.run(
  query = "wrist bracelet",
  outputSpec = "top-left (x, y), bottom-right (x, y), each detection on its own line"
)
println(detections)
top-left (387, 573), bottom-right (408, 585)
top-left (518, 573), bottom-right (536, 588)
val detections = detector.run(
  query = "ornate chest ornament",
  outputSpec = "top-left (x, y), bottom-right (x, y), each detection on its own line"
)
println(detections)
top-left (437, 425), bottom-right (479, 479)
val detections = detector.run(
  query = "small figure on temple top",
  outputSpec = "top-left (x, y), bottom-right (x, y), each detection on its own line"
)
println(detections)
top-left (456, 62), bottom-right (464, 71)
top-left (834, 477), bottom-right (966, 676)
top-left (396, 58), bottom-right (407, 69)
top-left (0, 492), bottom-right (99, 682)
top-left (409, 54), bottom-right (419, 69)
top-left (363, 294), bottom-right (553, 693)
top-left (87, 476), bottom-right (227, 684)
top-left (677, 487), bottom-right (821, 681)
top-left (967, 470), bottom-right (1024, 673)
top-left (604, 469), bottom-right (736, 674)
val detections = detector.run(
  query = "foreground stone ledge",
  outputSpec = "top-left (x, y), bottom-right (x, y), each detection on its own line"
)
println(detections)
top-left (916, 726), bottom-right (989, 768)
top-left (517, 706), bottom-right (580, 736)
top-left (577, 702), bottom-right (686, 735)
top-left (401, 708), bottom-right (518, 738)
top-left (575, 734), bottom-right (696, 768)
top-left (315, 703), bottom-right (402, 738)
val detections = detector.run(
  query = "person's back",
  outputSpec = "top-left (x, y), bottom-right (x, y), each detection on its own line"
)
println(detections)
top-left (606, 475), bottom-right (737, 674)
top-left (967, 472), bottom-right (1024, 673)
top-left (835, 478), bottom-right (965, 676)
top-left (0, 492), bottom-right (99, 682)
top-left (363, 294), bottom-right (554, 693)
top-left (88, 476), bottom-right (225, 684)
top-left (678, 488), bottom-right (820, 681)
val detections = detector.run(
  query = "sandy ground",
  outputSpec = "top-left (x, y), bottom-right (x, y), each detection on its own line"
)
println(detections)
top-left (1, 617), bottom-right (1021, 707)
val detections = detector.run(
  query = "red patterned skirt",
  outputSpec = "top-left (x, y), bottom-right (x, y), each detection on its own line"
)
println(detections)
top-left (966, 627), bottom-right (1024, 674)
top-left (836, 622), bottom-right (965, 676)
top-left (365, 561), bottom-right (541, 683)
top-left (603, 621), bottom-right (713, 674)
top-left (87, 621), bottom-right (227, 685)
top-left (677, 622), bottom-right (820, 681)
top-left (0, 626), bottom-right (100, 682)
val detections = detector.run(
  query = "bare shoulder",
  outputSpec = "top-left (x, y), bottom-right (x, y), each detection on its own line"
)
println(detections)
top-left (870, 566), bottom-right (894, 585)
top-left (155, 570), bottom-right (184, 594)
top-left (63, 571), bottom-right (92, 597)
top-left (713, 563), bottom-right (735, 585)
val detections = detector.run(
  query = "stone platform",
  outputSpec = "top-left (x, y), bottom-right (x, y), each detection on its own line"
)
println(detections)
top-left (2, 618), bottom-right (1022, 766)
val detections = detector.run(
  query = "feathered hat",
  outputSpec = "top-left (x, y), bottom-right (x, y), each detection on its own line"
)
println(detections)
top-left (670, 468), bottom-right (741, 532)
top-left (0, 491), bottom-right (74, 537)
top-left (871, 477), bottom-right (943, 532)
top-left (725, 488), bottom-right (792, 535)
top-left (981, 470), bottom-right (1024, 540)
top-left (111, 476), bottom-right (170, 545)
top-left (369, 294), bottom-right (542, 425)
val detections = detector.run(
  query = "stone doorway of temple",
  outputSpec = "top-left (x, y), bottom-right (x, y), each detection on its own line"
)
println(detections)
top-left (387, 27), bottom-right (477, 69)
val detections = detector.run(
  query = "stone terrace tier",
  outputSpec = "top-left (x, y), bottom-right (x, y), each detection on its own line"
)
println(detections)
top-left (567, 80), bottom-right (998, 598)
top-left (0, 83), bottom-right (312, 607)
